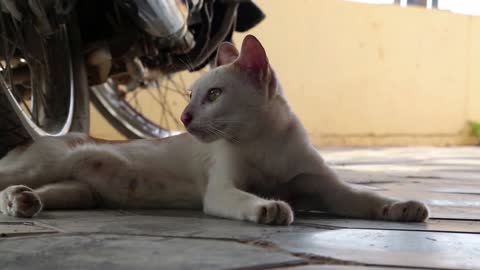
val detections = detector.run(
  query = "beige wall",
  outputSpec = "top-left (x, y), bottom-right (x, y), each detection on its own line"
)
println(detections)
top-left (91, 0), bottom-right (480, 146)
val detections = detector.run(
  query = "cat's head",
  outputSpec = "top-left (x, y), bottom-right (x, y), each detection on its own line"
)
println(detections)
top-left (181, 35), bottom-right (279, 143)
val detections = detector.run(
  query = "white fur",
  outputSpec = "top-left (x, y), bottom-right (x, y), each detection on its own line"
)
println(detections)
top-left (0, 36), bottom-right (429, 224)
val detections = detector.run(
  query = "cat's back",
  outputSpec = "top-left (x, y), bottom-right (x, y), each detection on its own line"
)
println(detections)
top-left (113, 133), bottom-right (211, 176)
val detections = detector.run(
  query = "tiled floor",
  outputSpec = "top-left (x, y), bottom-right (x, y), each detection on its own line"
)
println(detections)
top-left (1, 147), bottom-right (479, 269)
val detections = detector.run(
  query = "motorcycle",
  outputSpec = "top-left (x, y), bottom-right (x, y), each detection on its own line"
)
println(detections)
top-left (0, 0), bottom-right (264, 156)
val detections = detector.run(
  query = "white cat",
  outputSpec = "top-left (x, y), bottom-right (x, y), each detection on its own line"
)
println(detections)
top-left (0, 35), bottom-right (429, 224)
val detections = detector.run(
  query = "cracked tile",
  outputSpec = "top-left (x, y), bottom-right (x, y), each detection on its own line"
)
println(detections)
top-left (0, 222), bottom-right (57, 237)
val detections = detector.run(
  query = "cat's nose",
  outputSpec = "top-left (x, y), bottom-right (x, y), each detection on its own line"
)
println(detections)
top-left (181, 112), bottom-right (193, 126)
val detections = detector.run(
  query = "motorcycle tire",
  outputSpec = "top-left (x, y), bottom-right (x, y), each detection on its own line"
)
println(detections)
top-left (0, 13), bottom-right (89, 157)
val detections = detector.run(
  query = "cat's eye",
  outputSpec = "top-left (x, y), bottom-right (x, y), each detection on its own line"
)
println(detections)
top-left (188, 91), bottom-right (192, 99)
top-left (206, 88), bottom-right (222, 102)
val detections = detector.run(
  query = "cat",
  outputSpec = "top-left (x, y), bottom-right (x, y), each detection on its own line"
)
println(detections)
top-left (0, 35), bottom-right (429, 224)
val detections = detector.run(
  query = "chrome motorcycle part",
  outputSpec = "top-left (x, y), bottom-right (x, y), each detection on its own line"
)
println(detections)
top-left (91, 1), bottom-right (240, 139)
top-left (129, 0), bottom-right (188, 41)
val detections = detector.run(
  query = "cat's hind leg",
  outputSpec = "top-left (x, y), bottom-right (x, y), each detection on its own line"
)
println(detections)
top-left (287, 167), bottom-right (429, 222)
top-left (0, 181), bottom-right (96, 218)
top-left (35, 180), bottom-right (97, 210)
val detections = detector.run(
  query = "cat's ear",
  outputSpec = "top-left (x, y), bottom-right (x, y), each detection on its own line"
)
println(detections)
top-left (236, 35), bottom-right (269, 82)
top-left (215, 42), bottom-right (239, 67)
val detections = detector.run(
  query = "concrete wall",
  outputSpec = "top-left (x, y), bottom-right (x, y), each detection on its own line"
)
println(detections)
top-left (91, 0), bottom-right (480, 146)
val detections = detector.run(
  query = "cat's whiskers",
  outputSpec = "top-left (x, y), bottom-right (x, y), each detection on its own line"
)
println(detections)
top-left (211, 119), bottom-right (246, 128)
top-left (192, 119), bottom-right (241, 126)
top-left (197, 123), bottom-right (239, 144)
top-left (211, 119), bottom-right (242, 123)
top-left (201, 126), bottom-right (222, 140)
top-left (208, 125), bottom-right (240, 144)
top-left (202, 126), bottom-right (217, 137)
top-left (187, 119), bottom-right (243, 144)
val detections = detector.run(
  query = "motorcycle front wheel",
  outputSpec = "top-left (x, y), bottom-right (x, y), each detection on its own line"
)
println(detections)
top-left (90, 70), bottom-right (204, 139)
top-left (0, 13), bottom-right (89, 157)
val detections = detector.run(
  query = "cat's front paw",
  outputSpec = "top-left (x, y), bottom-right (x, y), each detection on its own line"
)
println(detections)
top-left (0, 185), bottom-right (42, 218)
top-left (254, 200), bottom-right (294, 225)
top-left (382, 200), bottom-right (429, 222)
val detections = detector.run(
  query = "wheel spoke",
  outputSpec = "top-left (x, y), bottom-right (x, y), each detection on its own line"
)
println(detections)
top-left (178, 73), bottom-right (187, 91)
top-left (127, 88), bottom-right (144, 114)
top-left (133, 90), bottom-right (142, 115)
top-left (94, 68), bottom-right (207, 138)
top-left (0, 12), bottom-right (35, 122)
top-left (11, 18), bottom-right (43, 66)
top-left (154, 81), bottom-right (167, 128)
top-left (19, 94), bottom-right (34, 119)
top-left (161, 80), bottom-right (170, 130)
top-left (0, 20), bottom-right (16, 93)
top-left (164, 82), bottom-right (189, 101)
top-left (153, 84), bottom-right (168, 130)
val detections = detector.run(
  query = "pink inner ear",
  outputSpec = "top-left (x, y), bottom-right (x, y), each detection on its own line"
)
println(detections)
top-left (215, 42), bottom-right (239, 67)
top-left (236, 35), bottom-right (269, 78)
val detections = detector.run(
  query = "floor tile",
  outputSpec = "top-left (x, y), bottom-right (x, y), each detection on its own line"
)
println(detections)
top-left (0, 234), bottom-right (304, 270)
top-left (296, 214), bottom-right (480, 233)
top-left (34, 210), bottom-right (320, 241)
top-left (268, 229), bottom-right (480, 270)
top-left (0, 221), bottom-right (57, 237)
